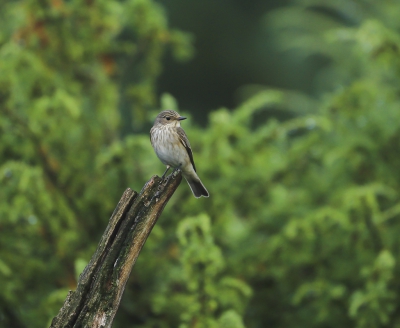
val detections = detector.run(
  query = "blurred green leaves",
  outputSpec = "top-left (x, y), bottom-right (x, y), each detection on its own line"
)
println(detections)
top-left (0, 0), bottom-right (192, 326)
top-left (2, 0), bottom-right (400, 327)
top-left (349, 250), bottom-right (396, 327)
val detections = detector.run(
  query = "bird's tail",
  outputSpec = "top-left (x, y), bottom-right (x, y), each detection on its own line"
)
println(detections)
top-left (184, 174), bottom-right (209, 198)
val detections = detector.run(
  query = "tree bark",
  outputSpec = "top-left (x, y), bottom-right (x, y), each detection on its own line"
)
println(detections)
top-left (50, 172), bottom-right (182, 328)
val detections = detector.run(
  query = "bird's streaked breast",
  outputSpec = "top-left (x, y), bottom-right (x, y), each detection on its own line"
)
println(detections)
top-left (150, 124), bottom-right (190, 168)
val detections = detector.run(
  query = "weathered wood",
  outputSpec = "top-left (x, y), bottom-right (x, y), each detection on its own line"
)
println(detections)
top-left (50, 172), bottom-right (182, 328)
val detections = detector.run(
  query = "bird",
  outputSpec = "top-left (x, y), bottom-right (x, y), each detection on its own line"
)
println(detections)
top-left (150, 110), bottom-right (209, 198)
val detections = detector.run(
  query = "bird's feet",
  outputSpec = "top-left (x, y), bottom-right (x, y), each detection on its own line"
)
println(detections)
top-left (161, 165), bottom-right (171, 179)
top-left (163, 165), bottom-right (181, 184)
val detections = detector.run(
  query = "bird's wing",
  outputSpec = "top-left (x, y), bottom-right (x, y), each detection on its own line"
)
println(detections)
top-left (176, 127), bottom-right (196, 172)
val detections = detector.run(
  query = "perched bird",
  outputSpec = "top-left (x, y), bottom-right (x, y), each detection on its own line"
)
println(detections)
top-left (150, 110), bottom-right (209, 198)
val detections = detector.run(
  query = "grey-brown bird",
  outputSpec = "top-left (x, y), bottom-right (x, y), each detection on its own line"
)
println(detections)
top-left (150, 110), bottom-right (209, 198)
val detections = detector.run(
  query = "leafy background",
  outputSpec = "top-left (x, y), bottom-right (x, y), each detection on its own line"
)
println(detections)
top-left (1, 0), bottom-right (400, 327)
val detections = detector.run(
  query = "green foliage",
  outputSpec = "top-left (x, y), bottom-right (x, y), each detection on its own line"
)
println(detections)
top-left (2, 0), bottom-right (400, 328)
top-left (0, 0), bottom-right (192, 326)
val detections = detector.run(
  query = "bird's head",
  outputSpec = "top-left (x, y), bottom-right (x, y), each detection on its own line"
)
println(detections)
top-left (154, 110), bottom-right (187, 127)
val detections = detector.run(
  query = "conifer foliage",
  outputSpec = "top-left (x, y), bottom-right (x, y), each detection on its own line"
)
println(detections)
top-left (1, 0), bottom-right (400, 327)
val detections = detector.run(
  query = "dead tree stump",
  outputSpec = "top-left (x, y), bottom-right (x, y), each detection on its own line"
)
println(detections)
top-left (50, 172), bottom-right (182, 328)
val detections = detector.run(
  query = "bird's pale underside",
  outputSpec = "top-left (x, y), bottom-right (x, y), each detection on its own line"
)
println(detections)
top-left (150, 110), bottom-right (209, 198)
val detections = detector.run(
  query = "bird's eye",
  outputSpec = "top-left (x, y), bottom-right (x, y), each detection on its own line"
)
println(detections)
top-left (166, 117), bottom-right (171, 121)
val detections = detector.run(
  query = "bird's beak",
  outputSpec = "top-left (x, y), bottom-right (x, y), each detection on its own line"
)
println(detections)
top-left (178, 116), bottom-right (187, 121)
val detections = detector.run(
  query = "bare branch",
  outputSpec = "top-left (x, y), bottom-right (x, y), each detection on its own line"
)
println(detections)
top-left (50, 172), bottom-right (182, 328)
